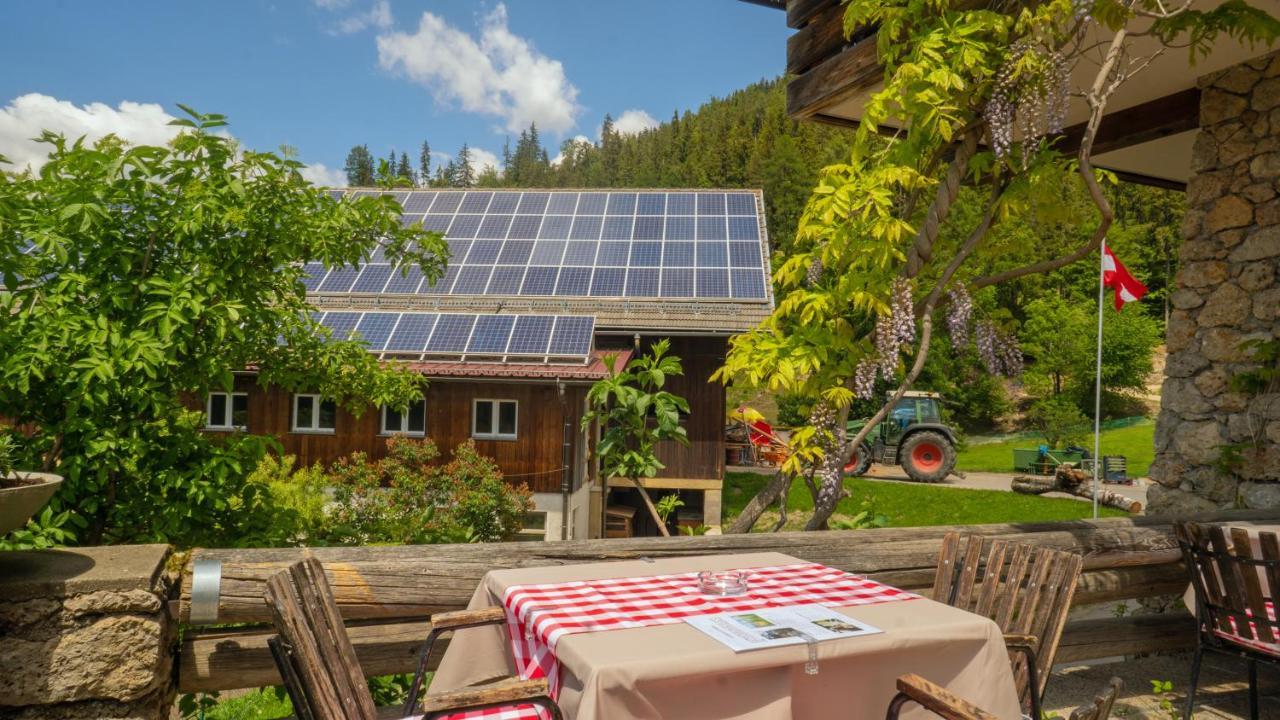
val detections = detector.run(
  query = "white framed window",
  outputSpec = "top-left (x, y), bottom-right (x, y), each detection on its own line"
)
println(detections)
top-left (292, 394), bottom-right (336, 434)
top-left (206, 392), bottom-right (248, 431)
top-left (472, 399), bottom-right (518, 440)
top-left (381, 400), bottom-right (426, 436)
top-left (515, 511), bottom-right (547, 542)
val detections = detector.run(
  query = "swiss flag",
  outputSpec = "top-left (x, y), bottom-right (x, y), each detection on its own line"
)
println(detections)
top-left (1102, 245), bottom-right (1147, 311)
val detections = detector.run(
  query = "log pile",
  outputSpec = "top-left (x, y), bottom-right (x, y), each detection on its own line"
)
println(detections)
top-left (1011, 465), bottom-right (1142, 513)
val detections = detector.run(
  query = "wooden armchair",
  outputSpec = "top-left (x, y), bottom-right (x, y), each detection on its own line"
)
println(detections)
top-left (931, 533), bottom-right (1084, 720)
top-left (885, 674), bottom-right (1121, 720)
top-left (1175, 521), bottom-right (1280, 720)
top-left (265, 557), bottom-right (562, 720)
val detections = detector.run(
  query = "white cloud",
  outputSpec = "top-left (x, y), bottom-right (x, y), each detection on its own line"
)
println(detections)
top-left (312, 0), bottom-right (350, 8)
top-left (299, 162), bottom-right (347, 187)
top-left (0, 94), bottom-right (179, 171)
top-left (376, 4), bottom-right (580, 134)
top-left (0, 93), bottom-right (344, 189)
top-left (470, 148), bottom-right (500, 174)
top-left (612, 109), bottom-right (659, 136)
top-left (331, 0), bottom-right (391, 35)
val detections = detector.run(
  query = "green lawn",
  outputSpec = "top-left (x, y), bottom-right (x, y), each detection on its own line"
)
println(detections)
top-left (192, 688), bottom-right (292, 720)
top-left (956, 420), bottom-right (1155, 477)
top-left (723, 472), bottom-right (1127, 530)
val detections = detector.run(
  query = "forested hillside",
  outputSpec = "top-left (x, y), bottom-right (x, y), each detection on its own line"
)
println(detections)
top-left (343, 77), bottom-right (1184, 432)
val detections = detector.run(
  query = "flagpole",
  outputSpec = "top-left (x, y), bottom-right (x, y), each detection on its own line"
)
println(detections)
top-left (1092, 238), bottom-right (1106, 520)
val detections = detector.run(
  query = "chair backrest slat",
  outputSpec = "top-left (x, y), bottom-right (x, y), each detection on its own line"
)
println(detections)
top-left (933, 533), bottom-right (1083, 708)
top-left (265, 557), bottom-right (378, 720)
top-left (1229, 527), bottom-right (1276, 644)
top-left (931, 533), bottom-right (964, 603)
top-left (972, 541), bottom-right (1008, 618)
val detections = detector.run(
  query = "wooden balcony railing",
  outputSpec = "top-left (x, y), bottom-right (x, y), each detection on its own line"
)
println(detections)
top-left (174, 508), bottom-right (1280, 694)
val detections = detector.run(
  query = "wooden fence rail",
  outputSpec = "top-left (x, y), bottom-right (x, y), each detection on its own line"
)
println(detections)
top-left (176, 509), bottom-right (1279, 694)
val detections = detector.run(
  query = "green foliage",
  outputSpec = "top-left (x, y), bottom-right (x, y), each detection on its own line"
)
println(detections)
top-left (654, 493), bottom-right (684, 524)
top-left (583, 339), bottom-right (691, 482)
top-left (0, 107), bottom-right (445, 546)
top-left (1026, 396), bottom-right (1089, 449)
top-left (828, 498), bottom-right (889, 530)
top-left (323, 437), bottom-right (532, 544)
top-left (0, 505), bottom-right (82, 551)
top-left (1230, 338), bottom-right (1280, 395)
top-left (915, 334), bottom-right (1010, 433)
top-left (0, 434), bottom-right (14, 475)
top-left (775, 393), bottom-right (811, 427)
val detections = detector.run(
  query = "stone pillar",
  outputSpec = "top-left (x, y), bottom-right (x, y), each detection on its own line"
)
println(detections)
top-left (0, 545), bottom-right (175, 719)
top-left (1150, 52), bottom-right (1280, 515)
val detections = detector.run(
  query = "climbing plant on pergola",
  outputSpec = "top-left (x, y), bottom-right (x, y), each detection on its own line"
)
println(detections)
top-left (720, 0), bottom-right (1280, 531)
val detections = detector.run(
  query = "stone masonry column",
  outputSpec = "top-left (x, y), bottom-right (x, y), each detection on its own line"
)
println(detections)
top-left (1150, 51), bottom-right (1280, 515)
top-left (0, 545), bottom-right (176, 719)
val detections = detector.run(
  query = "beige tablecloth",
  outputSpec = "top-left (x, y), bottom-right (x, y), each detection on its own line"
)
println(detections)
top-left (431, 552), bottom-right (1021, 720)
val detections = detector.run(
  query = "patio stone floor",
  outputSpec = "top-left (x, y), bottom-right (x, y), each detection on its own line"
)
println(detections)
top-left (1045, 651), bottom-right (1280, 719)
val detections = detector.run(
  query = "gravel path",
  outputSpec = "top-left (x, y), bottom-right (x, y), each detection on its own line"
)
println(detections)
top-left (860, 465), bottom-right (1151, 509)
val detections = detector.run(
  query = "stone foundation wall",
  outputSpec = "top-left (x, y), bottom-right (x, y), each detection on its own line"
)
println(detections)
top-left (1150, 51), bottom-right (1280, 515)
top-left (0, 545), bottom-right (175, 720)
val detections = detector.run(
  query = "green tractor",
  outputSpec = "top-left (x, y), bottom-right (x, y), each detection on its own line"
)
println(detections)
top-left (843, 391), bottom-right (958, 483)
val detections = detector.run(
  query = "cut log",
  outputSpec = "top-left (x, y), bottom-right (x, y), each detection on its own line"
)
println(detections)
top-left (1011, 466), bottom-right (1142, 513)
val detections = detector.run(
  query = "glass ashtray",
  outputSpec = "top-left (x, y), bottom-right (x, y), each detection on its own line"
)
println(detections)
top-left (698, 570), bottom-right (750, 596)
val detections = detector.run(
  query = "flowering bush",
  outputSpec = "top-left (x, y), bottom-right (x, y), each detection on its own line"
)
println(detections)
top-left (324, 437), bottom-right (532, 544)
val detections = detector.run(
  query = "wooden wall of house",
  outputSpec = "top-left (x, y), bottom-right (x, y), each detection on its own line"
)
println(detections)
top-left (192, 376), bottom-right (585, 494)
top-left (637, 335), bottom-right (727, 481)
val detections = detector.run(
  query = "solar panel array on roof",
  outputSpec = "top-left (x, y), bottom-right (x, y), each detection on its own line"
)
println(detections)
top-left (304, 190), bottom-right (770, 302)
top-left (315, 310), bottom-right (595, 362)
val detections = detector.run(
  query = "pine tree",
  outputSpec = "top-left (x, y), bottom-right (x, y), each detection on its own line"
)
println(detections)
top-left (418, 141), bottom-right (431, 187)
top-left (454, 144), bottom-right (475, 188)
top-left (343, 145), bottom-right (375, 187)
top-left (397, 152), bottom-right (413, 184)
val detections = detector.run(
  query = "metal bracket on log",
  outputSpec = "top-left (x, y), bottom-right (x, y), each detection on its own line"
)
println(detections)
top-left (189, 558), bottom-right (222, 624)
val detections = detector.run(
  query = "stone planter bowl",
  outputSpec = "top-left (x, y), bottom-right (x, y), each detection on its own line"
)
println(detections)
top-left (0, 471), bottom-right (63, 535)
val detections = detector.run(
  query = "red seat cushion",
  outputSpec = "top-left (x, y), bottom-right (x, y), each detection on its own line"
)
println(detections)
top-left (1212, 601), bottom-right (1280, 657)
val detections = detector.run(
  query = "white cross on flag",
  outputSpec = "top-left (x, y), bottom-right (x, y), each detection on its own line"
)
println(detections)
top-left (1102, 245), bottom-right (1147, 310)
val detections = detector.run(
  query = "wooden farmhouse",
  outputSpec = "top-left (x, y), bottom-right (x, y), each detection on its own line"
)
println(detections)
top-left (197, 189), bottom-right (774, 540)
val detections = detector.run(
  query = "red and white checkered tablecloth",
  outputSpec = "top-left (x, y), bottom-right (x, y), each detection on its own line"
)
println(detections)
top-left (440, 562), bottom-right (918, 720)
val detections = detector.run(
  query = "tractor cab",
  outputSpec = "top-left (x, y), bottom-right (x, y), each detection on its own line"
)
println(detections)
top-left (845, 391), bottom-right (958, 483)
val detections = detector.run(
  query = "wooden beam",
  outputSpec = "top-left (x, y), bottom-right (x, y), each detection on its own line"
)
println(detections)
top-left (1057, 88), bottom-right (1200, 158)
top-left (787, 0), bottom-right (839, 29)
top-left (179, 509), bottom-right (1280, 624)
top-left (178, 619), bottom-right (443, 693)
top-left (608, 477), bottom-right (723, 491)
top-left (788, 37), bottom-right (881, 120)
top-left (787, 2), bottom-right (853, 75)
top-left (1056, 614), bottom-right (1196, 664)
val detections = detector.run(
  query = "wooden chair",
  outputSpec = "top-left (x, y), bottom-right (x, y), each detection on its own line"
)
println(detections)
top-left (885, 674), bottom-right (1122, 720)
top-left (1175, 521), bottom-right (1280, 720)
top-left (931, 533), bottom-right (1084, 720)
top-left (265, 557), bottom-right (563, 720)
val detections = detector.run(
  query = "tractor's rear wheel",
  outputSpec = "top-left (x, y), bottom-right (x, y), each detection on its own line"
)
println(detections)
top-left (842, 443), bottom-right (872, 477)
top-left (900, 431), bottom-right (955, 483)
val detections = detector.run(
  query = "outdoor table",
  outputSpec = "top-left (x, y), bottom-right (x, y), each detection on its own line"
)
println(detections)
top-left (430, 551), bottom-right (1022, 719)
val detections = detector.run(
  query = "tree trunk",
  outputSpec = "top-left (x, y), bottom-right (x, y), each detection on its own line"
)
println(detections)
top-left (725, 469), bottom-right (790, 534)
top-left (631, 480), bottom-right (671, 537)
top-left (1011, 466), bottom-right (1142, 513)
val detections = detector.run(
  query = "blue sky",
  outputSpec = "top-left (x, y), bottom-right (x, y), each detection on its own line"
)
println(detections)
top-left (0, 1), bottom-right (787, 184)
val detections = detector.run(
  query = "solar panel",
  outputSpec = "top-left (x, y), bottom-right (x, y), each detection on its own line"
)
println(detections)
top-left (318, 267), bottom-right (360, 293)
top-left (307, 190), bottom-right (771, 303)
top-left (319, 311), bottom-right (360, 340)
top-left (354, 312), bottom-right (397, 350)
top-left (549, 316), bottom-right (594, 355)
top-left (351, 264), bottom-right (393, 293)
top-left (386, 313), bottom-right (436, 352)
top-left (469, 315), bottom-right (516, 353)
top-left (426, 314), bottom-right (475, 353)
top-left (508, 315), bottom-right (553, 355)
